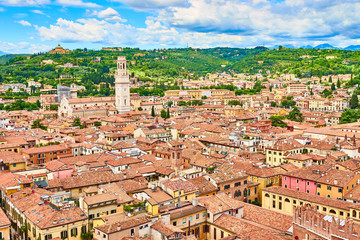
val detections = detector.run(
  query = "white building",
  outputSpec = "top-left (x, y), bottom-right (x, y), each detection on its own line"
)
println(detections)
top-left (58, 56), bottom-right (130, 118)
top-left (115, 56), bottom-right (131, 113)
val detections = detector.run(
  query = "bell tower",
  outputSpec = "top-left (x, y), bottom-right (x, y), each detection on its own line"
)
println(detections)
top-left (115, 56), bottom-right (130, 113)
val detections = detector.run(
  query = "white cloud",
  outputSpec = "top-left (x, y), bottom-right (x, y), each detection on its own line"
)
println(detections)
top-left (0, 41), bottom-right (51, 54)
top-left (155, 0), bottom-right (360, 42)
top-left (253, 0), bottom-right (266, 5)
top-left (56, 0), bottom-right (100, 8)
top-left (0, 0), bottom-right (49, 6)
top-left (31, 9), bottom-right (46, 15)
top-left (91, 7), bottom-right (127, 22)
top-left (15, 20), bottom-right (32, 26)
top-left (30, 0), bottom-right (360, 48)
top-left (285, 0), bottom-right (304, 7)
top-left (36, 17), bottom-right (244, 48)
top-left (112, 0), bottom-right (188, 9)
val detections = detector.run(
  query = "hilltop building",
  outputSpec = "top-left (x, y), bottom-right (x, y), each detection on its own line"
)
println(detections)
top-left (48, 44), bottom-right (70, 54)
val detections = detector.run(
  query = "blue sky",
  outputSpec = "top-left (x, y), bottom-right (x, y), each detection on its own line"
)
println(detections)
top-left (1, 0), bottom-right (360, 53)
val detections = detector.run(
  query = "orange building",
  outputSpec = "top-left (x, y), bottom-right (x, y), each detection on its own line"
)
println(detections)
top-left (48, 44), bottom-right (70, 54)
top-left (22, 144), bottom-right (71, 164)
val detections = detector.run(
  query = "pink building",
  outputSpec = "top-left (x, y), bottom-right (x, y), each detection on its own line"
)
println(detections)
top-left (51, 168), bottom-right (73, 179)
top-left (45, 160), bottom-right (73, 179)
top-left (282, 175), bottom-right (317, 194)
top-left (282, 165), bottom-right (331, 195)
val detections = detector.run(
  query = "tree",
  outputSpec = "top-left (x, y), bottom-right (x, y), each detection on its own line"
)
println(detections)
top-left (151, 106), bottom-right (155, 117)
top-left (287, 107), bottom-right (303, 122)
top-left (337, 79), bottom-right (341, 88)
top-left (166, 108), bottom-right (170, 118)
top-left (94, 122), bottom-right (101, 127)
top-left (270, 101), bottom-right (277, 107)
top-left (228, 100), bottom-right (243, 106)
top-left (269, 115), bottom-right (287, 128)
top-left (329, 76), bottom-right (332, 83)
top-left (350, 93), bottom-right (359, 109)
top-left (36, 100), bottom-right (41, 108)
top-left (331, 83), bottom-right (336, 91)
top-left (269, 85), bottom-right (273, 92)
top-left (321, 89), bottom-right (332, 98)
top-left (178, 101), bottom-right (187, 106)
top-left (138, 107), bottom-right (143, 111)
top-left (50, 104), bottom-right (59, 111)
top-left (340, 109), bottom-right (360, 124)
top-left (167, 101), bottom-right (173, 107)
top-left (31, 119), bottom-right (47, 130)
top-left (281, 99), bottom-right (296, 108)
top-left (73, 117), bottom-right (82, 128)
top-left (160, 109), bottom-right (167, 119)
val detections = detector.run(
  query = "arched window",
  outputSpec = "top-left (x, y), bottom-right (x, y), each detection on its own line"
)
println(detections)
top-left (285, 198), bottom-right (290, 203)
top-left (265, 193), bottom-right (270, 198)
top-left (353, 210), bottom-right (357, 218)
top-left (329, 209), bottom-right (336, 214)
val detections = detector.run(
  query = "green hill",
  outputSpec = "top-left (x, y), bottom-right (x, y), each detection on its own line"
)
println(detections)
top-left (0, 47), bottom-right (359, 97)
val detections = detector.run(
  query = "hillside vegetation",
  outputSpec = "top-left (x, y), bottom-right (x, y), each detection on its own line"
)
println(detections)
top-left (0, 47), bottom-right (359, 97)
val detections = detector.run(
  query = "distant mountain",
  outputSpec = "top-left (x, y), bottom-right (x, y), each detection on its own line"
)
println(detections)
top-left (0, 54), bottom-right (30, 64)
top-left (270, 44), bottom-right (296, 49)
top-left (299, 45), bottom-right (314, 49)
top-left (344, 45), bottom-right (360, 51)
top-left (0, 51), bottom-right (7, 56)
top-left (313, 43), bottom-right (338, 49)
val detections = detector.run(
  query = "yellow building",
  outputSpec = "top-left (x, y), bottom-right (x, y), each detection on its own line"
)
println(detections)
top-left (224, 106), bottom-right (244, 117)
top-left (262, 186), bottom-right (360, 223)
top-left (265, 139), bottom-right (304, 166)
top-left (316, 169), bottom-right (359, 199)
top-left (246, 166), bottom-right (282, 203)
top-left (25, 205), bottom-right (88, 240)
top-left (160, 178), bottom-right (199, 202)
top-left (165, 89), bottom-right (233, 98)
top-left (309, 98), bottom-right (326, 111)
top-left (277, 109), bottom-right (289, 116)
top-left (0, 208), bottom-right (10, 240)
top-left (168, 203), bottom-right (207, 238)
top-left (188, 176), bottom-right (218, 197)
top-left (134, 189), bottom-right (174, 216)
top-left (0, 172), bottom-right (34, 195)
top-left (80, 193), bottom-right (118, 220)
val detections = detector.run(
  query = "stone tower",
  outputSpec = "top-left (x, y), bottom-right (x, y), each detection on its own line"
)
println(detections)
top-left (115, 56), bottom-right (130, 113)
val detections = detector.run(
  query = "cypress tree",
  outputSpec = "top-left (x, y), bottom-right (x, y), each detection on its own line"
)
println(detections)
top-left (166, 108), bottom-right (170, 119)
top-left (350, 93), bottom-right (359, 109)
top-left (331, 83), bottom-right (336, 91)
top-left (151, 106), bottom-right (155, 117)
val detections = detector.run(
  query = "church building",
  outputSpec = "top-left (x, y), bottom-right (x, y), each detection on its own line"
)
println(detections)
top-left (58, 56), bottom-right (131, 118)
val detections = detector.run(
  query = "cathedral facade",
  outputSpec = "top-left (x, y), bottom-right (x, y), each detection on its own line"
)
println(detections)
top-left (58, 56), bottom-right (130, 118)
